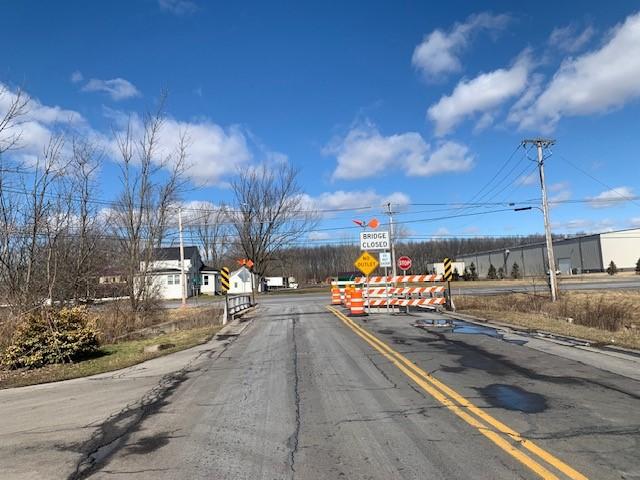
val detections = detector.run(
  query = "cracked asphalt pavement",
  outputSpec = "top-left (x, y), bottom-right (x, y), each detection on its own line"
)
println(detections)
top-left (1, 295), bottom-right (639, 479)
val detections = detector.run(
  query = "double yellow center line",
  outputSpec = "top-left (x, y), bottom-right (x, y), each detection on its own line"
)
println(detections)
top-left (326, 306), bottom-right (588, 480)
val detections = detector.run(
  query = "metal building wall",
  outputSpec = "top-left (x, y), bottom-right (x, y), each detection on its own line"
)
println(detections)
top-left (456, 233), bottom-right (606, 278)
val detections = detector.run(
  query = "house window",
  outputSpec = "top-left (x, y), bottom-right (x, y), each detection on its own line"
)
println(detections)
top-left (203, 275), bottom-right (209, 286)
top-left (234, 282), bottom-right (238, 288)
top-left (167, 274), bottom-right (180, 285)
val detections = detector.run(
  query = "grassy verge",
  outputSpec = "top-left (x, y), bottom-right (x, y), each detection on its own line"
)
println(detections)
top-left (455, 291), bottom-right (640, 349)
top-left (0, 324), bottom-right (221, 390)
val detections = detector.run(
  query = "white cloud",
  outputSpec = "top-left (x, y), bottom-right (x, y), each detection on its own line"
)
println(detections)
top-left (549, 181), bottom-right (569, 192)
top-left (553, 218), bottom-right (616, 233)
top-left (548, 24), bottom-right (595, 53)
top-left (0, 83), bottom-right (89, 162)
top-left (326, 122), bottom-right (473, 179)
top-left (107, 111), bottom-right (252, 187)
top-left (70, 71), bottom-right (84, 84)
top-left (158, 0), bottom-right (198, 15)
top-left (630, 217), bottom-right (640, 227)
top-left (412, 12), bottom-right (510, 81)
top-left (589, 186), bottom-right (635, 208)
top-left (406, 141), bottom-right (474, 176)
top-left (427, 52), bottom-right (531, 136)
top-left (299, 189), bottom-right (411, 217)
top-left (82, 78), bottom-right (141, 101)
top-left (549, 189), bottom-right (571, 205)
top-left (516, 171), bottom-right (538, 186)
top-left (308, 231), bottom-right (331, 241)
top-left (434, 227), bottom-right (450, 236)
top-left (518, 12), bottom-right (640, 130)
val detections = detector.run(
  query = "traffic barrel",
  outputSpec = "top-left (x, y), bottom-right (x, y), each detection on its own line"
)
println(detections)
top-left (350, 289), bottom-right (366, 316)
top-left (331, 286), bottom-right (341, 305)
top-left (345, 286), bottom-right (352, 309)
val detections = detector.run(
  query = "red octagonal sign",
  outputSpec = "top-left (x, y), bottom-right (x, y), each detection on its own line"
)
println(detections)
top-left (398, 256), bottom-right (412, 271)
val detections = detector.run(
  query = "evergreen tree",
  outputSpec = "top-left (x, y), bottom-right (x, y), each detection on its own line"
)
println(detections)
top-left (462, 267), bottom-right (470, 281)
top-left (497, 267), bottom-right (505, 279)
top-left (469, 262), bottom-right (478, 280)
top-left (511, 262), bottom-right (521, 279)
top-left (487, 264), bottom-right (497, 279)
top-left (606, 260), bottom-right (618, 276)
top-left (452, 267), bottom-right (460, 281)
top-left (635, 257), bottom-right (640, 275)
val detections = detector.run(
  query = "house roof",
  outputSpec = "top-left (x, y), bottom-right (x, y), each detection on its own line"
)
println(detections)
top-left (200, 263), bottom-right (219, 272)
top-left (149, 246), bottom-right (200, 261)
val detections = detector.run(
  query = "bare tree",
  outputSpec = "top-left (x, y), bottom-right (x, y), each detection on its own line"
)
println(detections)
top-left (229, 162), bottom-right (318, 295)
top-left (109, 98), bottom-right (187, 314)
top-left (187, 203), bottom-right (229, 266)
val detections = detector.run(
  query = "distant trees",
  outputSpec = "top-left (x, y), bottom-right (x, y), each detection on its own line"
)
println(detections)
top-left (511, 262), bottom-right (521, 279)
top-left (606, 261), bottom-right (618, 276)
top-left (487, 264), bottom-right (497, 280)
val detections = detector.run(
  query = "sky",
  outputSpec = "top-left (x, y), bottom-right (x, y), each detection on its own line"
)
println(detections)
top-left (1, 0), bottom-right (639, 246)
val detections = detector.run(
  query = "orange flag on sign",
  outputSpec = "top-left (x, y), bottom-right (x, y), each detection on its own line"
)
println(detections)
top-left (368, 218), bottom-right (379, 229)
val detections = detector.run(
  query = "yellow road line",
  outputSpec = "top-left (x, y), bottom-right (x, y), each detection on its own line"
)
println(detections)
top-left (326, 306), bottom-right (588, 480)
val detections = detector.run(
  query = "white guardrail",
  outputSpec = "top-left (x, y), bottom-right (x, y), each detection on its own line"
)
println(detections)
top-left (223, 294), bottom-right (253, 324)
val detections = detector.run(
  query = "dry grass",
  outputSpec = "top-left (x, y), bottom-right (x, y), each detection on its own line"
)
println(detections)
top-left (0, 324), bottom-right (221, 389)
top-left (455, 290), bottom-right (640, 349)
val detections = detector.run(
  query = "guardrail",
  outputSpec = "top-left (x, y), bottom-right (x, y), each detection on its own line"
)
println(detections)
top-left (224, 294), bottom-right (253, 324)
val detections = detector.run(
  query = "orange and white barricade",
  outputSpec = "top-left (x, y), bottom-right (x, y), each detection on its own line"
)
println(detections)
top-left (349, 289), bottom-right (366, 316)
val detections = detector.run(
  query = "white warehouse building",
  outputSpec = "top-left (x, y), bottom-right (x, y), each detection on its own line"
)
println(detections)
top-left (455, 228), bottom-right (640, 278)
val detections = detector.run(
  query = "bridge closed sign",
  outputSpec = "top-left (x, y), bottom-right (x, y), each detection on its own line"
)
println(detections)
top-left (360, 230), bottom-right (390, 251)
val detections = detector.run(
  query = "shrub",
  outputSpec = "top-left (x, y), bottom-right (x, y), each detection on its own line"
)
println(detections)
top-left (497, 267), bottom-right (505, 279)
top-left (452, 267), bottom-right (460, 281)
top-left (462, 267), bottom-right (470, 281)
top-left (487, 264), bottom-right (497, 280)
top-left (606, 261), bottom-right (618, 276)
top-left (2, 307), bottom-right (100, 370)
top-left (469, 262), bottom-right (478, 281)
top-left (511, 262), bottom-right (521, 279)
top-left (636, 257), bottom-right (640, 275)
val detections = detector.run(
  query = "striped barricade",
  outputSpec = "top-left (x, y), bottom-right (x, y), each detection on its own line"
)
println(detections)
top-left (354, 275), bottom-right (443, 284)
top-left (367, 298), bottom-right (446, 307)
top-left (365, 286), bottom-right (445, 296)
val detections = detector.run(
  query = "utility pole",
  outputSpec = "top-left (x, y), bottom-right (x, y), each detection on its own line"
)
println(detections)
top-left (523, 138), bottom-right (558, 302)
top-left (178, 208), bottom-right (187, 307)
top-left (387, 202), bottom-right (397, 277)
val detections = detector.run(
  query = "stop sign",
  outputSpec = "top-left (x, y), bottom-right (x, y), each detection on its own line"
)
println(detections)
top-left (398, 256), bottom-right (412, 271)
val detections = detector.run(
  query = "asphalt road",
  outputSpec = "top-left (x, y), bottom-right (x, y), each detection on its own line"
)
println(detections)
top-left (1, 296), bottom-right (639, 479)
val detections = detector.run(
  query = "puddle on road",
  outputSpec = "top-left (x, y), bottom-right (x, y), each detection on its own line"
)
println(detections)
top-left (413, 319), bottom-right (528, 346)
top-left (478, 384), bottom-right (547, 413)
top-left (377, 329), bottom-right (395, 335)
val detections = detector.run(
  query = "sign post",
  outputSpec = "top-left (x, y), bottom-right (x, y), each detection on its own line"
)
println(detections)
top-left (354, 252), bottom-right (379, 315)
top-left (220, 267), bottom-right (230, 325)
top-left (443, 258), bottom-right (453, 310)
top-left (397, 256), bottom-right (412, 313)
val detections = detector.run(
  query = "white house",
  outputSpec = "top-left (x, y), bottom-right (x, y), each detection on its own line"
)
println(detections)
top-left (140, 246), bottom-right (204, 300)
top-left (228, 266), bottom-right (261, 294)
top-left (200, 264), bottom-right (220, 295)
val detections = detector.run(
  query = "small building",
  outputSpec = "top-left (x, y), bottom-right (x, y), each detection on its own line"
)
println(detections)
top-left (456, 228), bottom-right (640, 278)
top-left (200, 264), bottom-right (220, 295)
top-left (140, 246), bottom-right (204, 300)
top-left (265, 276), bottom-right (289, 289)
top-left (427, 261), bottom-right (466, 276)
top-left (228, 266), bottom-right (261, 294)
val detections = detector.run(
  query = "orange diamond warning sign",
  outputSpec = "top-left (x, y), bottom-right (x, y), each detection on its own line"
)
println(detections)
top-left (354, 251), bottom-right (379, 276)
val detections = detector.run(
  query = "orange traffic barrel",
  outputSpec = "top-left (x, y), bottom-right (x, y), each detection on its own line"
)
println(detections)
top-left (345, 286), bottom-right (352, 308)
top-left (350, 289), bottom-right (366, 316)
top-left (331, 286), bottom-right (341, 305)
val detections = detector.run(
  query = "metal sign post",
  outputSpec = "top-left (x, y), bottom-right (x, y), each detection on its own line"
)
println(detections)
top-left (220, 267), bottom-right (230, 325)
top-left (443, 258), bottom-right (453, 310)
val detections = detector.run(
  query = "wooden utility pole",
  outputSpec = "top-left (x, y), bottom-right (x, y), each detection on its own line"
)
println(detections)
top-left (178, 208), bottom-right (187, 307)
top-left (523, 138), bottom-right (558, 302)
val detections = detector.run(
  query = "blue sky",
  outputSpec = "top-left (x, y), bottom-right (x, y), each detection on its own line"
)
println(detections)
top-left (1, 0), bottom-right (639, 244)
